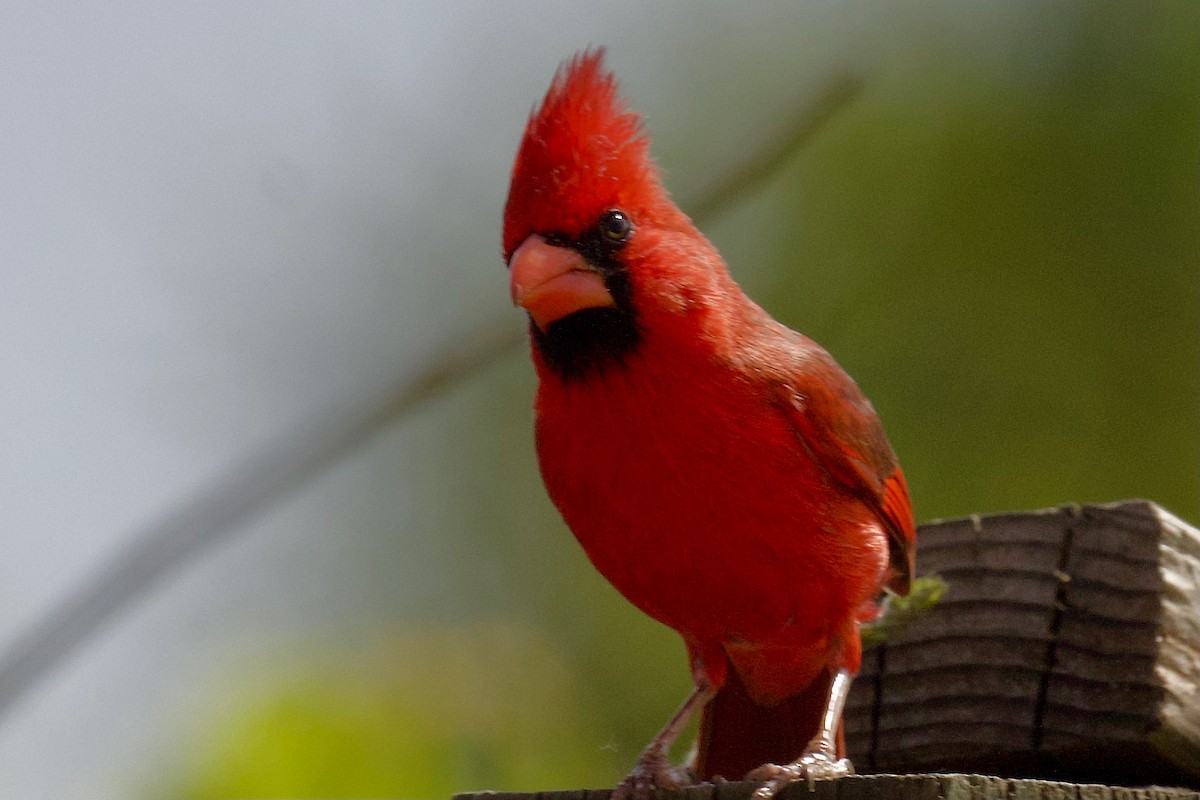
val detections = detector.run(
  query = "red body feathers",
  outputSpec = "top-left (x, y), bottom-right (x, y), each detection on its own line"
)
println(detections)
top-left (503, 51), bottom-right (916, 784)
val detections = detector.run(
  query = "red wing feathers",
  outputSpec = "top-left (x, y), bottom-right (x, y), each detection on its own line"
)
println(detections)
top-left (878, 466), bottom-right (917, 595)
top-left (768, 340), bottom-right (916, 597)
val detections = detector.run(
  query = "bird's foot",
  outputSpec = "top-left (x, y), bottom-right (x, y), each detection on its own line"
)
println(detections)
top-left (746, 749), bottom-right (853, 800)
top-left (611, 753), bottom-right (695, 800)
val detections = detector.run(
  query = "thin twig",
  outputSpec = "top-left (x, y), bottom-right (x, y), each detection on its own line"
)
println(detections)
top-left (0, 317), bottom-right (526, 720)
top-left (0, 74), bottom-right (863, 722)
top-left (687, 74), bottom-right (863, 224)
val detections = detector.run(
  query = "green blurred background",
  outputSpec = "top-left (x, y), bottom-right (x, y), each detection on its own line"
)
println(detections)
top-left (42, 2), bottom-right (1191, 797)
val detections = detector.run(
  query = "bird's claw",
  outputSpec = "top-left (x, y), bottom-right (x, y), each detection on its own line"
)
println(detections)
top-left (747, 750), bottom-right (853, 799)
top-left (611, 756), bottom-right (694, 800)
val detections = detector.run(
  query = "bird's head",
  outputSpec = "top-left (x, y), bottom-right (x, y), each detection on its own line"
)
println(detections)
top-left (502, 49), bottom-right (701, 378)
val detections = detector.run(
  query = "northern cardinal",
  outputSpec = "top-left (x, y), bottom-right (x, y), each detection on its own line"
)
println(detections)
top-left (502, 50), bottom-right (916, 799)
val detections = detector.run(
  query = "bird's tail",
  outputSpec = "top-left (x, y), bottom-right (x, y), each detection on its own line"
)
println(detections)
top-left (693, 658), bottom-right (836, 781)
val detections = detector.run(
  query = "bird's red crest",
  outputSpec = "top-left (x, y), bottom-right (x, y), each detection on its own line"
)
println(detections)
top-left (503, 49), bottom-right (669, 259)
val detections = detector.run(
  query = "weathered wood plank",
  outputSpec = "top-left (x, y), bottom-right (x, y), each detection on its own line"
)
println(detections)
top-left (846, 501), bottom-right (1200, 788)
top-left (454, 775), bottom-right (1200, 800)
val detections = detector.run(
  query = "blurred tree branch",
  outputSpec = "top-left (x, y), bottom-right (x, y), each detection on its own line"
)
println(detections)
top-left (0, 74), bottom-right (862, 721)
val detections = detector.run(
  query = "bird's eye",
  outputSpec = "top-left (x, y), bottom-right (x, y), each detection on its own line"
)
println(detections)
top-left (598, 209), bottom-right (633, 245)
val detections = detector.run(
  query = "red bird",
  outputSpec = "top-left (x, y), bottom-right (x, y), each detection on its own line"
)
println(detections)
top-left (502, 50), bottom-right (916, 799)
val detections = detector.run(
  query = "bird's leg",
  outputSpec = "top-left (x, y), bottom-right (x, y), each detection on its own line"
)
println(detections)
top-left (747, 669), bottom-right (855, 800)
top-left (612, 682), bottom-right (716, 800)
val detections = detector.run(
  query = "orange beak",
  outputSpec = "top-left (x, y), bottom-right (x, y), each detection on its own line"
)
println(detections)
top-left (508, 235), bottom-right (615, 330)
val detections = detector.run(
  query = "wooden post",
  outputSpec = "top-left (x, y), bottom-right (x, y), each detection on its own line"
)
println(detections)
top-left (456, 774), bottom-right (1199, 800)
top-left (849, 501), bottom-right (1200, 788)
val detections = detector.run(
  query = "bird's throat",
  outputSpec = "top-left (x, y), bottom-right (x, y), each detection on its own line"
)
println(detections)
top-left (532, 306), bottom-right (640, 379)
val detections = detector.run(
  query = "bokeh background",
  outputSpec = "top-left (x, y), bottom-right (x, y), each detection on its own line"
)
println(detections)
top-left (1, 2), bottom-right (1196, 798)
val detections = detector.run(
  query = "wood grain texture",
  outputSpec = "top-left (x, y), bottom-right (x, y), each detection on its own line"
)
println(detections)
top-left (454, 774), bottom-right (1199, 800)
top-left (846, 501), bottom-right (1200, 789)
